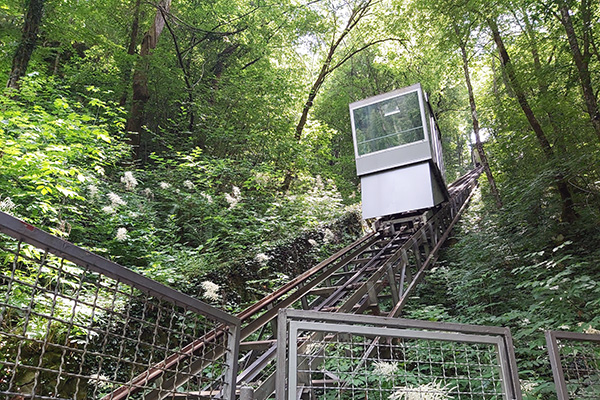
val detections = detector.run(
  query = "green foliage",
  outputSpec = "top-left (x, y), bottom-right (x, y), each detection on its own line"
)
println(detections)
top-left (405, 188), bottom-right (600, 399)
top-left (2, 2), bottom-right (600, 398)
top-left (0, 73), bottom-right (362, 314)
top-left (0, 75), bottom-right (129, 230)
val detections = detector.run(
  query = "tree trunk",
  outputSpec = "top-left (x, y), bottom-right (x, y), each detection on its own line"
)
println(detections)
top-left (119, 0), bottom-right (142, 106)
top-left (126, 0), bottom-right (172, 158)
top-left (558, 3), bottom-right (600, 141)
top-left (7, 0), bottom-right (45, 89)
top-left (161, 9), bottom-right (197, 138)
top-left (455, 25), bottom-right (502, 208)
top-left (209, 43), bottom-right (241, 103)
top-left (488, 18), bottom-right (577, 223)
top-left (521, 9), bottom-right (567, 152)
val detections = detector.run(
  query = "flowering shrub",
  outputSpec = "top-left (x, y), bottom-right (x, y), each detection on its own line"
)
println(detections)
top-left (115, 227), bottom-right (128, 241)
top-left (372, 361), bottom-right (399, 379)
top-left (0, 74), bottom-right (363, 311)
top-left (0, 76), bottom-right (129, 232)
top-left (389, 380), bottom-right (455, 400)
top-left (201, 281), bottom-right (220, 302)
top-left (121, 171), bottom-right (138, 191)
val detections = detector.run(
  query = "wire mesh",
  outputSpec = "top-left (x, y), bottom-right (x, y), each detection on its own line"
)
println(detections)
top-left (278, 310), bottom-right (520, 400)
top-left (554, 335), bottom-right (600, 399)
top-left (0, 232), bottom-right (235, 400)
top-left (294, 331), bottom-right (505, 400)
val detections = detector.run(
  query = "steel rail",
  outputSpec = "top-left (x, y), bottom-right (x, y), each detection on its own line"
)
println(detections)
top-left (246, 167), bottom-right (483, 399)
top-left (312, 230), bottom-right (406, 312)
top-left (331, 175), bottom-right (483, 393)
top-left (103, 167), bottom-right (482, 399)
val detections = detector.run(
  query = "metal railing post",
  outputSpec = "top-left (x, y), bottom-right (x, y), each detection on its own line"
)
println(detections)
top-left (239, 385), bottom-right (255, 400)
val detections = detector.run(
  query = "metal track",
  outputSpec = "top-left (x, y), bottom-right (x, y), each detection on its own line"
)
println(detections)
top-left (234, 167), bottom-right (483, 399)
top-left (105, 167), bottom-right (482, 399)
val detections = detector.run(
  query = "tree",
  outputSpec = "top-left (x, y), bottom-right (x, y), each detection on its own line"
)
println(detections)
top-left (126, 0), bottom-right (172, 158)
top-left (488, 17), bottom-right (577, 223)
top-left (7, 0), bottom-right (45, 88)
top-left (454, 23), bottom-right (502, 208)
top-left (119, 0), bottom-right (142, 106)
top-left (282, 0), bottom-right (400, 190)
top-left (554, 0), bottom-right (600, 141)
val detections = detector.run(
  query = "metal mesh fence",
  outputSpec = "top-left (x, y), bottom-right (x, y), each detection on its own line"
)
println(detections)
top-left (278, 310), bottom-right (522, 400)
top-left (546, 331), bottom-right (600, 400)
top-left (295, 333), bottom-right (504, 399)
top-left (0, 212), bottom-right (240, 400)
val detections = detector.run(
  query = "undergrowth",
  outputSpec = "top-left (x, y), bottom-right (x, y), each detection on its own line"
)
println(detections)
top-left (403, 186), bottom-right (600, 399)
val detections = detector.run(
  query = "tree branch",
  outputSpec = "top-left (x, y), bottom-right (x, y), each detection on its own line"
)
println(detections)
top-left (329, 38), bottom-right (402, 72)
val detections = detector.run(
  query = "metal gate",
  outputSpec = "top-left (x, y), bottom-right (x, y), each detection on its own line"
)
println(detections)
top-left (277, 309), bottom-right (522, 400)
top-left (546, 330), bottom-right (600, 399)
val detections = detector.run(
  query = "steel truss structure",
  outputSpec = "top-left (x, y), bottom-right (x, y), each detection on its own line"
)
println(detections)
top-left (233, 167), bottom-right (484, 398)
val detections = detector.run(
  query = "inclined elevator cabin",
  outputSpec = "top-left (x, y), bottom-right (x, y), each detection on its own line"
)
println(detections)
top-left (349, 83), bottom-right (448, 220)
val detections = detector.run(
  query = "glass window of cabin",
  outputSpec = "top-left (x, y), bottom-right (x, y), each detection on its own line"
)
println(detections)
top-left (423, 100), bottom-right (443, 169)
top-left (353, 90), bottom-right (425, 156)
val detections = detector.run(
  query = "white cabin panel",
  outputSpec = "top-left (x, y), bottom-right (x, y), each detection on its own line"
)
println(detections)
top-left (361, 163), bottom-right (435, 219)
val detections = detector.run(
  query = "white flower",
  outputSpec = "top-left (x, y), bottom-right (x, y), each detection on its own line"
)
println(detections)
top-left (107, 192), bottom-right (126, 207)
top-left (225, 193), bottom-right (238, 208)
top-left (304, 342), bottom-right (322, 355)
top-left (373, 361), bottom-right (398, 378)
top-left (102, 206), bottom-right (115, 214)
top-left (159, 182), bottom-right (171, 189)
top-left (225, 186), bottom-right (242, 209)
top-left (254, 172), bottom-right (270, 186)
top-left (89, 373), bottom-right (110, 389)
top-left (94, 165), bottom-right (105, 176)
top-left (201, 281), bottom-right (220, 302)
top-left (89, 373), bottom-right (109, 381)
top-left (115, 227), bottom-right (128, 241)
top-left (201, 192), bottom-right (213, 204)
top-left (183, 180), bottom-right (195, 190)
top-left (521, 380), bottom-right (538, 394)
top-left (315, 175), bottom-right (324, 190)
top-left (143, 188), bottom-right (154, 199)
top-left (87, 184), bottom-right (99, 198)
top-left (121, 171), bottom-right (138, 191)
top-left (57, 219), bottom-right (71, 237)
top-left (255, 253), bottom-right (270, 265)
top-left (0, 197), bottom-right (16, 213)
top-left (584, 326), bottom-right (600, 335)
top-left (323, 228), bottom-right (335, 244)
top-left (308, 239), bottom-right (318, 247)
top-left (389, 380), bottom-right (455, 400)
